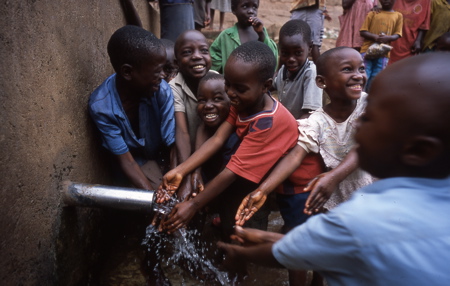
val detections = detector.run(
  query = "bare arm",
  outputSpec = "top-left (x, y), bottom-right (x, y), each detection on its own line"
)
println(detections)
top-left (116, 152), bottom-right (154, 189)
top-left (174, 112), bottom-right (193, 200)
top-left (411, 29), bottom-right (426, 54)
top-left (235, 145), bottom-right (308, 225)
top-left (360, 30), bottom-right (380, 42)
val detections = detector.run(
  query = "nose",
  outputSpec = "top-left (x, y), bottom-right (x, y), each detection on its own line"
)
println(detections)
top-left (192, 49), bottom-right (202, 60)
top-left (205, 100), bottom-right (214, 109)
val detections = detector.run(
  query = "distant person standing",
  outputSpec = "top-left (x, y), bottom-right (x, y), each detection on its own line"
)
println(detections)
top-left (159, 0), bottom-right (195, 42)
top-left (209, 0), bottom-right (232, 31)
top-left (389, 0), bottom-right (431, 65)
top-left (335, 0), bottom-right (374, 51)
top-left (422, 0), bottom-right (450, 52)
top-left (290, 0), bottom-right (330, 62)
top-left (194, 0), bottom-right (212, 31)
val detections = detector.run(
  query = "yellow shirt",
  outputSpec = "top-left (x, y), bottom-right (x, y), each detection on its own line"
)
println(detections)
top-left (360, 10), bottom-right (403, 57)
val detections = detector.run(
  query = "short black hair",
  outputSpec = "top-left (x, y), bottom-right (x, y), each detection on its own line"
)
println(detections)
top-left (279, 19), bottom-right (312, 44)
top-left (228, 41), bottom-right (276, 82)
top-left (107, 25), bottom-right (164, 72)
top-left (231, 0), bottom-right (259, 11)
top-left (199, 72), bottom-right (224, 85)
top-left (315, 46), bottom-right (353, 76)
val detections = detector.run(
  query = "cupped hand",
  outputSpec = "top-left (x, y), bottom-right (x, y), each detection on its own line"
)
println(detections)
top-left (235, 190), bottom-right (267, 226)
top-left (156, 169), bottom-right (183, 203)
top-left (190, 171), bottom-right (204, 198)
top-left (162, 200), bottom-right (197, 233)
top-left (303, 172), bottom-right (337, 215)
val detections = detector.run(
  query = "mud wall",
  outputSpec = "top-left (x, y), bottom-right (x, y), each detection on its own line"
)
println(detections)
top-left (0, 1), bottom-right (159, 285)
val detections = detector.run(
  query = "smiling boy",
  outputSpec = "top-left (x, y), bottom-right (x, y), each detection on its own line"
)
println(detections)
top-left (89, 25), bottom-right (175, 190)
top-left (158, 41), bottom-right (299, 235)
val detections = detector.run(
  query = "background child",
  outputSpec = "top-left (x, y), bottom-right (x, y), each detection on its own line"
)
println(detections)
top-left (389, 0), bottom-right (431, 64)
top-left (421, 0), bottom-right (450, 52)
top-left (169, 29), bottom-right (214, 200)
top-left (158, 42), bottom-right (298, 239)
top-left (209, 0), bottom-right (278, 73)
top-left (219, 52), bottom-right (450, 286)
top-left (160, 38), bottom-right (179, 82)
top-left (360, 0), bottom-right (402, 91)
top-left (335, 0), bottom-right (374, 51)
top-left (209, 0), bottom-right (232, 31)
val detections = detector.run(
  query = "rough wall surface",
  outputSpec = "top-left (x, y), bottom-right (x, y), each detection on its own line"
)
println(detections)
top-left (0, 1), bottom-right (158, 285)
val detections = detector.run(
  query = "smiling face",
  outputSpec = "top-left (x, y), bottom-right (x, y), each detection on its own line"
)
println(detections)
top-left (130, 49), bottom-right (166, 95)
top-left (279, 34), bottom-right (311, 78)
top-left (232, 0), bottom-right (259, 26)
top-left (197, 79), bottom-right (231, 129)
top-left (224, 56), bottom-right (269, 115)
top-left (175, 30), bottom-right (211, 81)
top-left (317, 48), bottom-right (367, 101)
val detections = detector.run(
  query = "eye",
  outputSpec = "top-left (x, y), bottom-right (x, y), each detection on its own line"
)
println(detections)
top-left (359, 66), bottom-right (366, 72)
top-left (201, 48), bottom-right (209, 54)
top-left (181, 49), bottom-right (192, 56)
top-left (295, 51), bottom-right (303, 56)
top-left (342, 67), bottom-right (351, 72)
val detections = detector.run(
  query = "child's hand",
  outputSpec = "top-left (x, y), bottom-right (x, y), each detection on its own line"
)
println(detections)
top-left (249, 17), bottom-right (264, 34)
top-left (162, 200), bottom-right (197, 233)
top-left (230, 226), bottom-right (283, 245)
top-left (235, 189), bottom-right (267, 226)
top-left (377, 34), bottom-right (390, 44)
top-left (158, 169), bottom-right (183, 203)
top-left (323, 9), bottom-right (332, 21)
top-left (303, 172), bottom-right (337, 215)
top-left (155, 188), bottom-right (176, 204)
top-left (216, 241), bottom-right (248, 276)
top-left (190, 171), bottom-right (204, 198)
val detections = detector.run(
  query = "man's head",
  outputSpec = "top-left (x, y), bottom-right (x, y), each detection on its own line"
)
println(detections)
top-left (355, 53), bottom-right (450, 179)
top-left (279, 20), bottom-right (312, 77)
top-left (174, 30), bottom-right (211, 81)
top-left (224, 41), bottom-right (276, 114)
top-left (107, 25), bottom-right (166, 93)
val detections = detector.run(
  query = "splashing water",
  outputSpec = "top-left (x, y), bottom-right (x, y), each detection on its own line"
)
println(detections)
top-left (142, 197), bottom-right (233, 285)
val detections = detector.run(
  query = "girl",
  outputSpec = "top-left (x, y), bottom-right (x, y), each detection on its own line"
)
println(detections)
top-left (236, 47), bottom-right (375, 224)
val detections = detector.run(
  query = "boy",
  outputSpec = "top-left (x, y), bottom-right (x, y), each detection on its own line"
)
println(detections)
top-left (218, 52), bottom-right (450, 285)
top-left (209, 0), bottom-right (278, 73)
top-left (158, 41), bottom-right (298, 236)
top-left (274, 19), bottom-right (322, 119)
top-left (360, 0), bottom-right (402, 91)
top-left (89, 25), bottom-right (175, 191)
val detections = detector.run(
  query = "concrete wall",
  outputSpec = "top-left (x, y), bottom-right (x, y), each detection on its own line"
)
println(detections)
top-left (0, 1), bottom-right (159, 285)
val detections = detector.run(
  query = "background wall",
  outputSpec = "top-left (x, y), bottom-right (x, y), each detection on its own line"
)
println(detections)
top-left (0, 1), bottom-right (159, 285)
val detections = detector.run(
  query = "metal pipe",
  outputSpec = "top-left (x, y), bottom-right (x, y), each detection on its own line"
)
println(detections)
top-left (61, 181), bottom-right (155, 213)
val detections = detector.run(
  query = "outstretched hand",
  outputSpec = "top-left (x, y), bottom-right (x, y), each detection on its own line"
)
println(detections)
top-left (249, 17), bottom-right (264, 34)
top-left (235, 190), bottom-right (267, 226)
top-left (162, 200), bottom-right (197, 233)
top-left (156, 169), bottom-right (184, 203)
top-left (191, 170), bottom-right (205, 199)
top-left (229, 226), bottom-right (283, 245)
top-left (303, 172), bottom-right (337, 215)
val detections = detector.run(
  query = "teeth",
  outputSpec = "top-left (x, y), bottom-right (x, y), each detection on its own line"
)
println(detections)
top-left (205, 114), bottom-right (218, 119)
top-left (193, 65), bottom-right (205, 69)
top-left (349, 85), bottom-right (361, 90)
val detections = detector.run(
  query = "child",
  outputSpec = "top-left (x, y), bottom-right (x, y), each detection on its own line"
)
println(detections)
top-left (236, 47), bottom-right (374, 224)
top-left (274, 19), bottom-right (322, 119)
top-left (88, 25), bottom-right (175, 285)
top-left (389, 0), bottom-right (431, 64)
top-left (158, 41), bottom-right (299, 237)
top-left (209, 0), bottom-right (278, 73)
top-left (169, 29), bottom-right (214, 200)
top-left (421, 0), bottom-right (450, 52)
top-left (335, 0), bottom-right (374, 51)
top-left (89, 25), bottom-right (175, 191)
top-left (209, 0), bottom-right (232, 31)
top-left (160, 38), bottom-right (179, 82)
top-left (360, 0), bottom-right (402, 91)
top-left (436, 32), bottom-right (450, 51)
top-left (219, 52), bottom-right (450, 286)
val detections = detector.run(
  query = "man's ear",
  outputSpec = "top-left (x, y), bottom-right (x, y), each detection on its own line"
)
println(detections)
top-left (401, 136), bottom-right (443, 167)
top-left (316, 75), bottom-right (326, 89)
top-left (120, 64), bottom-right (133, 81)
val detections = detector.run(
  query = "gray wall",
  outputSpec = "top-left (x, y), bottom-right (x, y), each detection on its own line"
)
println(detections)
top-left (0, 1), bottom-right (159, 284)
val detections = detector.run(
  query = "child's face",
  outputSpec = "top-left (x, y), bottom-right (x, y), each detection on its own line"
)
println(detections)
top-left (279, 34), bottom-right (311, 76)
top-left (130, 50), bottom-right (166, 94)
top-left (175, 31), bottom-right (211, 80)
top-left (318, 49), bottom-right (367, 101)
top-left (380, 0), bottom-right (395, 10)
top-left (197, 79), bottom-right (231, 129)
top-left (232, 0), bottom-right (259, 26)
top-left (224, 56), bottom-right (270, 114)
top-left (163, 47), bottom-right (178, 82)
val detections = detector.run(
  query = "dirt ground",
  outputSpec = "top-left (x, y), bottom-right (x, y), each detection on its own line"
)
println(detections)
top-left (207, 0), bottom-right (343, 52)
